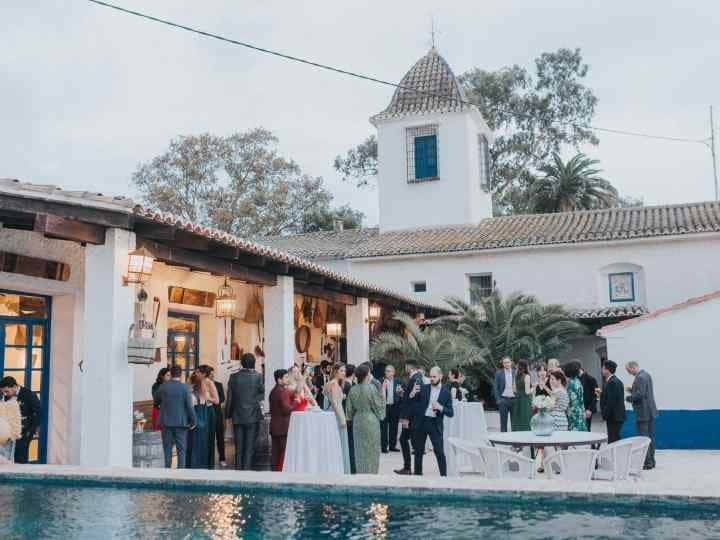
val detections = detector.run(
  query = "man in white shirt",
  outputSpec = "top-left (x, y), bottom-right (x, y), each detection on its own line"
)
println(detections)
top-left (493, 357), bottom-right (515, 432)
top-left (380, 365), bottom-right (401, 453)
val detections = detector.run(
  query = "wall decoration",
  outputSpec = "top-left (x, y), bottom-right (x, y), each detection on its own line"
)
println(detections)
top-left (167, 286), bottom-right (216, 307)
top-left (295, 325), bottom-right (311, 354)
top-left (608, 272), bottom-right (635, 302)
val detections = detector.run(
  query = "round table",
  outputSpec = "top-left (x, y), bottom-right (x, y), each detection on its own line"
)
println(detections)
top-left (487, 430), bottom-right (607, 450)
top-left (445, 401), bottom-right (488, 476)
top-left (283, 410), bottom-right (344, 475)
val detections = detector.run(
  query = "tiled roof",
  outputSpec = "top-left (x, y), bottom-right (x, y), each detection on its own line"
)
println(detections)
top-left (260, 202), bottom-right (720, 259)
top-left (371, 48), bottom-right (471, 123)
top-left (0, 178), bottom-right (448, 314)
top-left (570, 305), bottom-right (648, 320)
top-left (597, 291), bottom-right (720, 336)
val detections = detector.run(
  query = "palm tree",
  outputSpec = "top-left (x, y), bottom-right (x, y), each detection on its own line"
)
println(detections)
top-left (369, 312), bottom-right (486, 375)
top-left (527, 153), bottom-right (618, 213)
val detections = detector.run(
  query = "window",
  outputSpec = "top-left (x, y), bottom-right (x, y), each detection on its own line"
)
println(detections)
top-left (412, 281), bottom-right (427, 293)
top-left (407, 125), bottom-right (439, 182)
top-left (468, 274), bottom-right (493, 304)
top-left (478, 135), bottom-right (491, 190)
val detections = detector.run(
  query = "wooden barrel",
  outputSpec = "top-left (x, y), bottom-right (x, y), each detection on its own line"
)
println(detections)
top-left (132, 430), bottom-right (164, 468)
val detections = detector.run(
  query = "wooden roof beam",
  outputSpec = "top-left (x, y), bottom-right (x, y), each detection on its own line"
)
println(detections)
top-left (34, 214), bottom-right (106, 245)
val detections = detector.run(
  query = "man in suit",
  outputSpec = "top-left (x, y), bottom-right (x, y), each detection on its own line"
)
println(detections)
top-left (579, 367), bottom-right (598, 431)
top-left (394, 360), bottom-right (424, 475)
top-left (494, 357), bottom-right (515, 432)
top-left (205, 366), bottom-right (227, 467)
top-left (625, 361), bottom-right (658, 469)
top-left (313, 360), bottom-right (331, 409)
top-left (226, 352), bottom-right (265, 470)
top-left (343, 364), bottom-right (357, 474)
top-left (269, 368), bottom-right (293, 472)
top-left (1, 376), bottom-right (41, 464)
top-left (599, 360), bottom-right (625, 443)
top-left (380, 364), bottom-right (402, 453)
top-left (157, 365), bottom-right (196, 468)
top-left (409, 366), bottom-right (454, 476)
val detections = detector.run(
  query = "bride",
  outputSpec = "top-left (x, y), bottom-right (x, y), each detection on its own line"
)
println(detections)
top-left (0, 399), bottom-right (22, 464)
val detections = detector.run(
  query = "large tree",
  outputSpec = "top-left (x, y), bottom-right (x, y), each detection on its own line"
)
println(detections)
top-left (133, 129), bottom-right (363, 237)
top-left (334, 48), bottom-right (603, 214)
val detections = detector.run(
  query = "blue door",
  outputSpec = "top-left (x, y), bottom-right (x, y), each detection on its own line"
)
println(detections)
top-left (0, 291), bottom-right (50, 464)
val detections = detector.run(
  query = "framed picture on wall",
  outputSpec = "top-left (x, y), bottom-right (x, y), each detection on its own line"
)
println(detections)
top-left (608, 272), bottom-right (635, 302)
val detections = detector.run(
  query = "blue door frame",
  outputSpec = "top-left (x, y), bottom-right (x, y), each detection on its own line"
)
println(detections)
top-left (0, 290), bottom-right (51, 464)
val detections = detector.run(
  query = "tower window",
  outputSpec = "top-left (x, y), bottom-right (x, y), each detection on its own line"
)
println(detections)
top-left (407, 125), bottom-right (439, 182)
top-left (412, 281), bottom-right (427, 293)
top-left (468, 274), bottom-right (494, 304)
top-left (478, 135), bottom-right (491, 191)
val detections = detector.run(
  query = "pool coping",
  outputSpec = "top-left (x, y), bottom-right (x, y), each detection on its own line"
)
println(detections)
top-left (1, 465), bottom-right (718, 509)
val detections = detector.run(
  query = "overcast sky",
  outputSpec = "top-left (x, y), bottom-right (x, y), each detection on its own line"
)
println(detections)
top-left (3, 1), bottom-right (719, 226)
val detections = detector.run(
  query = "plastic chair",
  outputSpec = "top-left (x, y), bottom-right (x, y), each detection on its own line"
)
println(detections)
top-left (447, 437), bottom-right (486, 476)
top-left (593, 439), bottom-right (634, 481)
top-left (544, 449), bottom-right (598, 481)
top-left (477, 445), bottom-right (535, 479)
top-left (624, 436), bottom-right (651, 479)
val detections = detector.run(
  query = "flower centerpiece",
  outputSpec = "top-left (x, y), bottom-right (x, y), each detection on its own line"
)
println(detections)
top-left (133, 410), bottom-right (146, 433)
top-left (530, 395), bottom-right (555, 436)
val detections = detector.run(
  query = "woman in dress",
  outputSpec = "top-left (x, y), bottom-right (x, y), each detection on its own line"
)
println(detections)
top-left (511, 360), bottom-right (533, 431)
top-left (563, 361), bottom-right (587, 432)
top-left (187, 373), bottom-right (211, 468)
top-left (151, 367), bottom-right (171, 431)
top-left (534, 364), bottom-right (551, 398)
top-left (196, 366), bottom-right (220, 468)
top-left (0, 399), bottom-right (21, 463)
top-left (323, 363), bottom-right (351, 474)
top-left (548, 370), bottom-right (569, 431)
top-left (346, 364), bottom-right (386, 474)
top-left (288, 364), bottom-right (317, 412)
top-left (448, 368), bottom-right (464, 401)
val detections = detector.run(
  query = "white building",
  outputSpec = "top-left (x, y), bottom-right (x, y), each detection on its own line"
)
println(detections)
top-left (262, 48), bottom-right (720, 447)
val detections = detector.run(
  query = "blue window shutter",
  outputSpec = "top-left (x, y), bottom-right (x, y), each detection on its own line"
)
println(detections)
top-left (414, 135), bottom-right (438, 179)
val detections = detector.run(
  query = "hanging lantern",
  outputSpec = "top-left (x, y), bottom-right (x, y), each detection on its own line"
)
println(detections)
top-left (174, 334), bottom-right (186, 351)
top-left (368, 304), bottom-right (382, 323)
top-left (124, 247), bottom-right (154, 285)
top-left (326, 322), bottom-right (342, 338)
top-left (215, 277), bottom-right (237, 319)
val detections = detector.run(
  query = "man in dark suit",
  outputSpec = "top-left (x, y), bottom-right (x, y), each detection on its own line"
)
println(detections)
top-left (343, 364), bottom-right (357, 474)
top-left (1, 376), bottom-right (41, 464)
top-left (226, 353), bottom-right (265, 470)
top-left (409, 366), bottom-right (454, 476)
top-left (313, 360), bottom-right (331, 409)
top-left (157, 365), bottom-right (197, 468)
top-left (493, 357), bottom-right (515, 432)
top-left (600, 360), bottom-right (625, 443)
top-left (579, 367), bottom-right (598, 431)
top-left (394, 360), bottom-right (424, 475)
top-left (204, 366), bottom-right (227, 467)
top-left (269, 368), bottom-right (293, 472)
top-left (380, 364), bottom-right (402, 453)
top-left (625, 361), bottom-right (658, 469)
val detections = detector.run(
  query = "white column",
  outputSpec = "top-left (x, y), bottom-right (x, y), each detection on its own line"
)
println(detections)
top-left (79, 228), bottom-right (135, 467)
top-left (346, 297), bottom-right (369, 366)
top-left (262, 275), bottom-right (295, 404)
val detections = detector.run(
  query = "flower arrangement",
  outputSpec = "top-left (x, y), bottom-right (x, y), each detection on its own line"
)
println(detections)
top-left (0, 399), bottom-right (21, 443)
top-left (133, 410), bottom-right (146, 433)
top-left (532, 395), bottom-right (553, 412)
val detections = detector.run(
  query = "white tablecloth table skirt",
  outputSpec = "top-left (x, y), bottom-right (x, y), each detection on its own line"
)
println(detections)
top-left (283, 411), bottom-right (344, 475)
top-left (444, 401), bottom-right (488, 476)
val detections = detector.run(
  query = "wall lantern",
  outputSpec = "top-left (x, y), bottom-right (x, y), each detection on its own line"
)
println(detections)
top-left (326, 322), bottom-right (342, 338)
top-left (215, 277), bottom-right (237, 319)
top-left (368, 304), bottom-right (382, 323)
top-left (123, 247), bottom-right (154, 286)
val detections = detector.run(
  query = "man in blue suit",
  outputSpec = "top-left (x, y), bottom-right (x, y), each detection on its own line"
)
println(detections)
top-left (158, 365), bottom-right (197, 468)
top-left (494, 357), bottom-right (515, 432)
top-left (410, 366), bottom-right (454, 476)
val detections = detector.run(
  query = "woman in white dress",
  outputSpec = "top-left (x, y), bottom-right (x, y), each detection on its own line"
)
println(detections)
top-left (0, 399), bottom-right (22, 463)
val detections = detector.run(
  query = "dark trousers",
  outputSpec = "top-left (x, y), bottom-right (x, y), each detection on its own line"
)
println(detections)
top-left (162, 427), bottom-right (189, 468)
top-left (636, 418), bottom-right (656, 467)
top-left (347, 420), bottom-right (356, 474)
top-left (399, 424), bottom-right (413, 470)
top-left (233, 422), bottom-right (259, 470)
top-left (14, 433), bottom-right (32, 464)
top-left (498, 397), bottom-right (514, 432)
top-left (606, 420), bottom-right (623, 444)
top-left (585, 413), bottom-right (593, 432)
top-left (214, 406), bottom-right (226, 462)
top-left (271, 435), bottom-right (287, 472)
top-left (381, 404), bottom-right (400, 451)
top-left (413, 417), bottom-right (447, 476)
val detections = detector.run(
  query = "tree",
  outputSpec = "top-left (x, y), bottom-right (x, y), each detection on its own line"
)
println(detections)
top-left (333, 135), bottom-right (377, 188)
top-left (133, 129), bottom-right (364, 237)
top-left (526, 153), bottom-right (618, 213)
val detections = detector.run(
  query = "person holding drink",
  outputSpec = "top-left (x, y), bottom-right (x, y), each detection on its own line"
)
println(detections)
top-left (380, 365), bottom-right (402, 453)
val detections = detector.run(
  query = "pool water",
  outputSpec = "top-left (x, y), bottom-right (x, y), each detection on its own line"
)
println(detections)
top-left (0, 482), bottom-right (718, 539)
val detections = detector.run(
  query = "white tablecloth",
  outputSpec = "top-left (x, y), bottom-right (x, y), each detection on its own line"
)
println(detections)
top-left (444, 401), bottom-right (487, 476)
top-left (488, 430), bottom-right (607, 448)
top-left (283, 411), bottom-right (344, 475)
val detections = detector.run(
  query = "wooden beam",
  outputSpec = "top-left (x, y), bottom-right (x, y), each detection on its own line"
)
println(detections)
top-left (0, 209), bottom-right (36, 231)
top-left (237, 254), bottom-right (267, 267)
top-left (170, 230), bottom-right (210, 251)
top-left (208, 244), bottom-right (240, 259)
top-left (134, 221), bottom-right (176, 241)
top-left (308, 274), bottom-right (325, 285)
top-left (137, 238), bottom-right (277, 286)
top-left (289, 268), bottom-right (310, 281)
top-left (266, 261), bottom-right (290, 275)
top-left (0, 194), bottom-right (132, 229)
top-left (294, 281), bottom-right (356, 306)
top-left (34, 214), bottom-right (106, 245)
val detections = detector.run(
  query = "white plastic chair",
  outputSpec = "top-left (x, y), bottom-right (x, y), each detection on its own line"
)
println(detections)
top-left (593, 439), bottom-right (634, 481)
top-left (625, 436), bottom-right (652, 479)
top-left (447, 437), bottom-right (486, 476)
top-left (544, 449), bottom-right (598, 481)
top-left (477, 445), bottom-right (535, 479)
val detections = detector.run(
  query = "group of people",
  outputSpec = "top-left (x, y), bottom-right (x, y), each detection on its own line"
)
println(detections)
top-left (494, 356), bottom-right (657, 470)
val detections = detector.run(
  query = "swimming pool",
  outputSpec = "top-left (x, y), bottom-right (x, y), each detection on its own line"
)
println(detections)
top-left (0, 480), bottom-right (718, 539)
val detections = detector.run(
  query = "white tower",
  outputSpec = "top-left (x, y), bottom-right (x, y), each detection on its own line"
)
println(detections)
top-left (371, 48), bottom-right (494, 232)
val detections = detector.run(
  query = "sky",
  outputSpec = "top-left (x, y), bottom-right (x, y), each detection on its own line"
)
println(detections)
top-left (3, 1), bottom-right (719, 227)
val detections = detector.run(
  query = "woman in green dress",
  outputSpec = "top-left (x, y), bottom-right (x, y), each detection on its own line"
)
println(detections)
top-left (563, 361), bottom-right (587, 431)
top-left (346, 364), bottom-right (385, 474)
top-left (323, 363), bottom-right (351, 474)
top-left (511, 360), bottom-right (533, 431)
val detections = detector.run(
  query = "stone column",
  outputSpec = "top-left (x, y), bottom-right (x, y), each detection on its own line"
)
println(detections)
top-left (346, 297), bottom-right (369, 366)
top-left (79, 228), bottom-right (135, 467)
top-left (262, 275), bottom-right (295, 403)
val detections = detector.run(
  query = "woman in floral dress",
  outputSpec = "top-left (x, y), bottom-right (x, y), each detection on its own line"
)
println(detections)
top-left (346, 364), bottom-right (385, 474)
top-left (548, 370), bottom-right (569, 431)
top-left (563, 361), bottom-right (587, 431)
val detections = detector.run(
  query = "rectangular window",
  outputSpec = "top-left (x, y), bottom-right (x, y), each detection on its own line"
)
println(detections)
top-left (478, 135), bottom-right (491, 190)
top-left (412, 281), bottom-right (427, 293)
top-left (468, 274), bottom-right (493, 304)
top-left (406, 125), bottom-right (439, 182)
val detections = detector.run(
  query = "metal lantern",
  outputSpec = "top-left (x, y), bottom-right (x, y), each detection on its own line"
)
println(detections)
top-left (216, 277), bottom-right (237, 347)
top-left (326, 322), bottom-right (342, 338)
top-left (125, 247), bottom-right (154, 285)
top-left (368, 304), bottom-right (382, 323)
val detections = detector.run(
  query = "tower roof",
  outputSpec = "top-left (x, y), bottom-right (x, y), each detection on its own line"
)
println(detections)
top-left (371, 48), bottom-right (472, 123)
